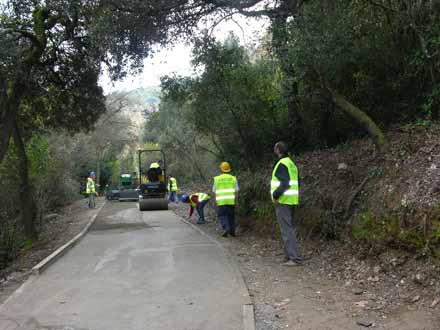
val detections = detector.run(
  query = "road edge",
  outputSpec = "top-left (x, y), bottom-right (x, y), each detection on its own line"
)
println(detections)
top-left (177, 216), bottom-right (256, 330)
top-left (32, 200), bottom-right (106, 275)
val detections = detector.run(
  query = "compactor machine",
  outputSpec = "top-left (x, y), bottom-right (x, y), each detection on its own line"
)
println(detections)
top-left (138, 148), bottom-right (169, 211)
top-left (118, 173), bottom-right (139, 201)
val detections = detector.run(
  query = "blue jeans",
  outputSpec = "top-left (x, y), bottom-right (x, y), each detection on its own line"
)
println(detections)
top-left (169, 191), bottom-right (178, 203)
top-left (196, 200), bottom-right (209, 224)
top-left (218, 205), bottom-right (235, 234)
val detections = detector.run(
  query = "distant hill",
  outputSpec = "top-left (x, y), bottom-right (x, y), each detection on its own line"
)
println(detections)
top-left (106, 86), bottom-right (162, 138)
top-left (126, 87), bottom-right (161, 109)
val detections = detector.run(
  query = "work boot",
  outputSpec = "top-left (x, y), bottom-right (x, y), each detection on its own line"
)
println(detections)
top-left (222, 231), bottom-right (228, 237)
top-left (282, 260), bottom-right (302, 267)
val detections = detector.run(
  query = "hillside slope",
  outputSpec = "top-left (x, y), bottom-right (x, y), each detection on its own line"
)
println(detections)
top-left (297, 123), bottom-right (440, 255)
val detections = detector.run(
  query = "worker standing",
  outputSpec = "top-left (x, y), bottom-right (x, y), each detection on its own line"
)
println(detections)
top-left (86, 171), bottom-right (98, 208)
top-left (181, 193), bottom-right (211, 224)
top-left (271, 141), bottom-right (303, 266)
top-left (213, 162), bottom-right (239, 237)
top-left (168, 175), bottom-right (179, 204)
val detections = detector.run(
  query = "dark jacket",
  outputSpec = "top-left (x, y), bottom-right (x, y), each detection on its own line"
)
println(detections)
top-left (272, 156), bottom-right (291, 200)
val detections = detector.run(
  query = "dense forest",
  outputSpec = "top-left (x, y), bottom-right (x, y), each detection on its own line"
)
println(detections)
top-left (0, 0), bottom-right (439, 268)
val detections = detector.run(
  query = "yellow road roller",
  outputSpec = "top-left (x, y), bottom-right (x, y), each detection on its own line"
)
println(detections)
top-left (138, 148), bottom-right (169, 211)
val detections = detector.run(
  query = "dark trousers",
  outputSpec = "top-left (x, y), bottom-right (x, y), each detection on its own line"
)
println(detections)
top-left (196, 200), bottom-right (209, 223)
top-left (275, 204), bottom-right (302, 263)
top-left (218, 205), bottom-right (236, 234)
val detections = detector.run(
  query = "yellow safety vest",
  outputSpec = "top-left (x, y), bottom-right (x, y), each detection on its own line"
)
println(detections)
top-left (214, 173), bottom-right (237, 206)
top-left (86, 177), bottom-right (96, 194)
top-left (271, 157), bottom-right (299, 205)
top-left (189, 193), bottom-right (210, 208)
top-left (169, 177), bottom-right (178, 192)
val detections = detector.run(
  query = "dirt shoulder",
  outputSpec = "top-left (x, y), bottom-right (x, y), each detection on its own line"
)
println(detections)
top-left (0, 197), bottom-right (105, 304)
top-left (172, 203), bottom-right (440, 330)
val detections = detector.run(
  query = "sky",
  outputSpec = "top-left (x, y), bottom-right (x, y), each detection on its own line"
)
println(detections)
top-left (99, 14), bottom-right (269, 94)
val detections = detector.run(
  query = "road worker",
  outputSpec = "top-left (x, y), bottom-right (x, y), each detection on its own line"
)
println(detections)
top-left (168, 175), bottom-right (179, 204)
top-left (271, 141), bottom-right (303, 266)
top-left (181, 193), bottom-right (211, 224)
top-left (148, 160), bottom-right (163, 182)
top-left (86, 171), bottom-right (98, 208)
top-left (149, 160), bottom-right (161, 169)
top-left (213, 162), bottom-right (239, 237)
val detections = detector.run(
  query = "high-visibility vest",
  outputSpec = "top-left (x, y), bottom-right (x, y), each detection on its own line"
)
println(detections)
top-left (189, 193), bottom-right (210, 208)
top-left (86, 177), bottom-right (96, 194)
top-left (271, 157), bottom-right (299, 205)
top-left (169, 177), bottom-right (178, 192)
top-left (150, 162), bottom-right (160, 169)
top-left (214, 173), bottom-right (237, 206)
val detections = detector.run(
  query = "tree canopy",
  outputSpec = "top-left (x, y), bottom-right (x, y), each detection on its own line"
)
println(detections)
top-left (1, 0), bottom-right (439, 240)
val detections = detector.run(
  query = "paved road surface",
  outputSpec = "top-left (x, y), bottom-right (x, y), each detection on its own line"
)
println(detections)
top-left (0, 202), bottom-right (248, 330)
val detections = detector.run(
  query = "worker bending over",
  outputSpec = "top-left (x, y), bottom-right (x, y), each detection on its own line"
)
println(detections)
top-left (181, 193), bottom-right (211, 224)
top-left (213, 162), bottom-right (239, 237)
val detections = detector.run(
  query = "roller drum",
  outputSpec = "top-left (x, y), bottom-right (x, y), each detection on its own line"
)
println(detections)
top-left (139, 198), bottom-right (169, 211)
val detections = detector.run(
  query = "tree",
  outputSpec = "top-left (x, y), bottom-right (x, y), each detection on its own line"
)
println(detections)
top-left (1, 0), bottom-right (183, 238)
top-left (0, 1), bottom-right (108, 238)
top-left (284, 0), bottom-right (439, 148)
top-left (144, 96), bottom-right (214, 182)
top-left (284, 1), bottom-right (389, 148)
top-left (89, 94), bottom-right (139, 186)
top-left (154, 34), bottom-right (287, 172)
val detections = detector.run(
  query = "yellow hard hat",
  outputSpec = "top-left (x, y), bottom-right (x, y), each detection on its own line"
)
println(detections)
top-left (220, 161), bottom-right (231, 173)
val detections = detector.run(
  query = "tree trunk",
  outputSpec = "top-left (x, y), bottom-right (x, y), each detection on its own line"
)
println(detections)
top-left (325, 83), bottom-right (387, 149)
top-left (410, 23), bottom-right (438, 86)
top-left (272, 14), bottom-right (307, 150)
top-left (0, 79), bottom-right (21, 164)
top-left (96, 151), bottom-right (101, 191)
top-left (0, 111), bottom-right (15, 163)
top-left (13, 121), bottom-right (37, 240)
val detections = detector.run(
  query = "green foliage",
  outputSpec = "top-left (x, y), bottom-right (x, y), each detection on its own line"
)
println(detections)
top-left (319, 212), bottom-right (346, 241)
top-left (289, 0), bottom-right (440, 135)
top-left (431, 221), bottom-right (440, 243)
top-left (191, 35), bottom-right (288, 169)
top-left (0, 218), bottom-right (21, 269)
top-left (153, 34), bottom-right (288, 174)
top-left (27, 135), bottom-right (49, 181)
top-left (1, 1), bottom-right (107, 134)
top-left (423, 87), bottom-right (440, 118)
top-left (0, 144), bottom-right (21, 221)
top-left (0, 131), bottom-right (83, 269)
top-left (107, 159), bottom-right (122, 187)
top-left (352, 209), bottom-right (439, 255)
top-left (144, 96), bottom-right (217, 183)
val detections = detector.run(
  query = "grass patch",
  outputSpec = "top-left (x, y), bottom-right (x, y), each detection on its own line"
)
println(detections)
top-left (352, 209), bottom-right (440, 256)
